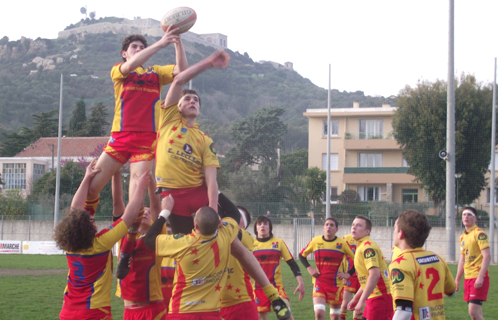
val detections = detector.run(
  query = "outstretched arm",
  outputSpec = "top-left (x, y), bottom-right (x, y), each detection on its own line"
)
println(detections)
top-left (172, 37), bottom-right (188, 76)
top-left (163, 49), bottom-right (231, 107)
top-left (205, 167), bottom-right (218, 213)
top-left (120, 26), bottom-right (179, 76)
top-left (71, 158), bottom-right (101, 209)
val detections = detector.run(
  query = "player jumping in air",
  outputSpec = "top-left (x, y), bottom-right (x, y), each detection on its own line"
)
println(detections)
top-left (83, 26), bottom-right (187, 279)
top-left (389, 210), bottom-right (455, 320)
top-left (455, 207), bottom-right (491, 320)
top-left (253, 216), bottom-right (305, 320)
top-left (299, 218), bottom-right (354, 320)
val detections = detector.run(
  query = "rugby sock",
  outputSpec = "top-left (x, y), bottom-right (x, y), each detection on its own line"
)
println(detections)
top-left (84, 197), bottom-right (100, 217)
top-left (262, 284), bottom-right (279, 302)
top-left (340, 312), bottom-right (347, 320)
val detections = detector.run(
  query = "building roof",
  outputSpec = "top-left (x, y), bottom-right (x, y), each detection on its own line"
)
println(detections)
top-left (15, 137), bottom-right (109, 158)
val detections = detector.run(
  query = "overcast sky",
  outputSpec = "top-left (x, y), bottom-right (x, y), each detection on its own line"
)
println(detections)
top-left (2, 1), bottom-right (497, 97)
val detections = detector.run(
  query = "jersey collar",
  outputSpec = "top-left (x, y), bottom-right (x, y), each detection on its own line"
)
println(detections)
top-left (356, 235), bottom-right (371, 245)
top-left (322, 235), bottom-right (337, 243)
top-left (256, 235), bottom-right (272, 242)
top-left (464, 224), bottom-right (478, 234)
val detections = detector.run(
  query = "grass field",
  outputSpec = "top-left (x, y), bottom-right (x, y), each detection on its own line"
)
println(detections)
top-left (0, 255), bottom-right (497, 319)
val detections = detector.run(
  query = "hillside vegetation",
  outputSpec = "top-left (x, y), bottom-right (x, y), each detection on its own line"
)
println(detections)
top-left (0, 27), bottom-right (396, 154)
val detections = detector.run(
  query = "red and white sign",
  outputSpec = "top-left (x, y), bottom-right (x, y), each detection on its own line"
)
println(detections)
top-left (0, 240), bottom-right (22, 254)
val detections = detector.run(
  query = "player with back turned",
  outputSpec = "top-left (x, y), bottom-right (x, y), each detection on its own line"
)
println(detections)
top-left (455, 207), bottom-right (491, 320)
top-left (389, 209), bottom-right (455, 320)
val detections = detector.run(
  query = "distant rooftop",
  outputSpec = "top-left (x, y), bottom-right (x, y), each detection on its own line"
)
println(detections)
top-left (15, 137), bottom-right (109, 158)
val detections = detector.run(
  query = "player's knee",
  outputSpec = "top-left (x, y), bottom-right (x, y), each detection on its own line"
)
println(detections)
top-left (314, 304), bottom-right (326, 319)
top-left (330, 307), bottom-right (341, 315)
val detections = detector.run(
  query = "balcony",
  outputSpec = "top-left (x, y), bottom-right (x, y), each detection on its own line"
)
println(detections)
top-left (343, 167), bottom-right (414, 184)
top-left (343, 133), bottom-right (400, 150)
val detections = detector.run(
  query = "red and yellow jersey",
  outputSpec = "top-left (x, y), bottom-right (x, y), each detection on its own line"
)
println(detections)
top-left (155, 102), bottom-right (220, 189)
top-left (115, 233), bottom-right (163, 302)
top-left (460, 225), bottom-right (490, 279)
top-left (221, 230), bottom-right (255, 308)
top-left (300, 235), bottom-right (354, 288)
top-left (110, 63), bottom-right (174, 133)
top-left (155, 218), bottom-right (239, 314)
top-left (161, 256), bottom-right (176, 306)
top-left (389, 248), bottom-right (456, 320)
top-left (253, 236), bottom-right (293, 289)
top-left (341, 234), bottom-right (357, 273)
top-left (354, 235), bottom-right (391, 299)
top-left (63, 219), bottom-right (128, 309)
top-left (391, 246), bottom-right (402, 262)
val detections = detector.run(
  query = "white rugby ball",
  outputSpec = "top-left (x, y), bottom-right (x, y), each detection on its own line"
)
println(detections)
top-left (161, 7), bottom-right (197, 34)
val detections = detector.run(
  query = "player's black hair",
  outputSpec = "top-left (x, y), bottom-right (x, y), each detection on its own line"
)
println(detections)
top-left (254, 216), bottom-right (273, 238)
top-left (325, 217), bottom-right (338, 228)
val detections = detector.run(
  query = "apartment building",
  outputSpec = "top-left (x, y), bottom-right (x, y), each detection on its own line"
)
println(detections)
top-left (303, 102), bottom-right (425, 204)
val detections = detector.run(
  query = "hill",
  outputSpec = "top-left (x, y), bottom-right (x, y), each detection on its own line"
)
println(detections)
top-left (0, 25), bottom-right (396, 155)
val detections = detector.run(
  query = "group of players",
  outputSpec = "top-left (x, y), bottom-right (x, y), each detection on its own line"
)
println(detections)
top-left (51, 22), bottom-right (491, 320)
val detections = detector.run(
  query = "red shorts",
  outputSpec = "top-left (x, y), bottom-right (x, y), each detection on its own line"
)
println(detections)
top-left (364, 294), bottom-right (392, 320)
top-left (464, 277), bottom-right (490, 302)
top-left (162, 287), bottom-right (173, 312)
top-left (313, 282), bottom-right (343, 306)
top-left (166, 312), bottom-right (220, 320)
top-left (104, 131), bottom-right (156, 164)
top-left (161, 183), bottom-right (208, 217)
top-left (220, 300), bottom-right (258, 320)
top-left (344, 274), bottom-right (360, 293)
top-left (254, 287), bottom-right (289, 313)
top-left (124, 301), bottom-right (166, 320)
top-left (60, 306), bottom-right (112, 320)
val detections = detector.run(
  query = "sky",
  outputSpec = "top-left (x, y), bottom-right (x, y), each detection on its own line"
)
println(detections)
top-left (1, 1), bottom-right (498, 97)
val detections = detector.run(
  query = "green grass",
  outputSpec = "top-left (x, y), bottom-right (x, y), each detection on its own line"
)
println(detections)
top-left (0, 255), bottom-right (497, 319)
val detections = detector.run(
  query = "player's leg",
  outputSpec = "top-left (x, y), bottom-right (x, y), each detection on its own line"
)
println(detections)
top-left (313, 296), bottom-right (327, 320)
top-left (86, 153), bottom-right (123, 215)
top-left (258, 312), bottom-right (269, 320)
top-left (468, 302), bottom-right (484, 320)
top-left (340, 290), bottom-right (352, 320)
top-left (112, 170), bottom-right (125, 217)
top-left (116, 159), bottom-right (153, 279)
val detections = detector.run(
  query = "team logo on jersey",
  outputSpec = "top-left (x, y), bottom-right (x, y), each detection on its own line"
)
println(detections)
top-left (314, 286), bottom-right (319, 291)
top-left (181, 128), bottom-right (188, 134)
top-left (364, 248), bottom-right (376, 259)
top-left (222, 221), bottom-right (228, 226)
top-left (256, 298), bottom-right (260, 304)
top-left (156, 177), bottom-right (162, 182)
top-left (192, 276), bottom-right (206, 286)
top-left (478, 232), bottom-right (488, 240)
top-left (109, 137), bottom-right (115, 143)
top-left (272, 242), bottom-right (279, 248)
top-left (209, 143), bottom-right (217, 155)
top-left (174, 233), bottom-right (185, 239)
top-left (336, 243), bottom-right (343, 249)
top-left (390, 268), bottom-right (404, 284)
top-left (183, 144), bottom-right (193, 154)
top-left (418, 306), bottom-right (431, 319)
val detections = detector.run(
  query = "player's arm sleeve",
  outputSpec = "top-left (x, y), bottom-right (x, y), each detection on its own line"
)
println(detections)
top-left (348, 264), bottom-right (356, 275)
top-left (218, 192), bottom-right (240, 224)
top-left (201, 136), bottom-right (220, 169)
top-left (298, 253), bottom-right (311, 269)
top-left (443, 259), bottom-right (457, 295)
top-left (286, 259), bottom-right (302, 277)
top-left (144, 216), bottom-right (167, 250)
top-left (110, 63), bottom-right (125, 81)
top-left (476, 231), bottom-right (490, 250)
top-left (95, 219), bottom-right (128, 250)
top-left (156, 64), bottom-right (175, 85)
top-left (344, 240), bottom-right (355, 260)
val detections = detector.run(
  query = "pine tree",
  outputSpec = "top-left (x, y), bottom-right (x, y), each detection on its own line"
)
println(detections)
top-left (84, 103), bottom-right (110, 136)
top-left (68, 98), bottom-right (87, 136)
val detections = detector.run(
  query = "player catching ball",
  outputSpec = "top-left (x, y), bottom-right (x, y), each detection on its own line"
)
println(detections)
top-left (389, 210), bottom-right (455, 320)
top-left (455, 207), bottom-right (491, 320)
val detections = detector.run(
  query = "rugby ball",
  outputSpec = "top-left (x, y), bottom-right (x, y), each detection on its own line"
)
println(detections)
top-left (161, 7), bottom-right (197, 34)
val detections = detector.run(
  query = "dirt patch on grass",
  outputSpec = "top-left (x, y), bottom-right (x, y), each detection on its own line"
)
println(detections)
top-left (0, 269), bottom-right (67, 276)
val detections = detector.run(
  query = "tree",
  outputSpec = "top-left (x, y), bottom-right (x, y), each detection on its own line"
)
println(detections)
top-left (224, 106), bottom-right (288, 171)
top-left (85, 103), bottom-right (110, 136)
top-left (304, 167), bottom-right (326, 209)
top-left (280, 149), bottom-right (308, 177)
top-left (68, 98), bottom-right (87, 136)
top-left (32, 110), bottom-right (59, 139)
top-left (392, 74), bottom-right (493, 205)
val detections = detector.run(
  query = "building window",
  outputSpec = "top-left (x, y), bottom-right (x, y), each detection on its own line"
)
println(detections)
top-left (402, 189), bottom-right (418, 203)
top-left (486, 188), bottom-right (498, 204)
top-left (358, 153), bottom-right (383, 167)
top-left (402, 157), bottom-right (409, 167)
top-left (323, 187), bottom-right (339, 203)
top-left (33, 164), bottom-right (46, 181)
top-left (358, 186), bottom-right (381, 201)
top-left (359, 119), bottom-right (383, 139)
top-left (2, 163), bottom-right (26, 190)
top-left (322, 153), bottom-right (339, 170)
top-left (322, 120), bottom-right (339, 137)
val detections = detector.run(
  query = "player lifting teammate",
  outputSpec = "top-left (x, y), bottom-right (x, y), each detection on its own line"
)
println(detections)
top-left (455, 207), bottom-right (491, 320)
top-left (389, 210), bottom-right (455, 320)
top-left (299, 218), bottom-right (354, 320)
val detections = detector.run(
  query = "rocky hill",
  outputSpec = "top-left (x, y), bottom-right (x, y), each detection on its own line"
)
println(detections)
top-left (0, 24), bottom-right (396, 154)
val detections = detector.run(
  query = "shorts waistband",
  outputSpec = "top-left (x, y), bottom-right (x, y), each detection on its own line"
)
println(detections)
top-left (124, 300), bottom-right (163, 309)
